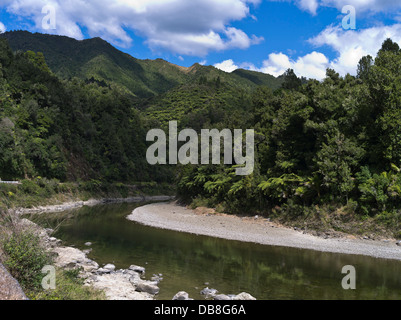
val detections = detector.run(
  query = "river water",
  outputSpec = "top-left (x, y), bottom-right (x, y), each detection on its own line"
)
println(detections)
top-left (29, 202), bottom-right (401, 300)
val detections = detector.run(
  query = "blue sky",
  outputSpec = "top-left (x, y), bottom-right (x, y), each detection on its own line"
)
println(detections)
top-left (1, 0), bottom-right (401, 80)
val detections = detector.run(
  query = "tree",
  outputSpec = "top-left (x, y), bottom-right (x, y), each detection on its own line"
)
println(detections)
top-left (281, 69), bottom-right (302, 90)
top-left (357, 55), bottom-right (373, 81)
top-left (379, 38), bottom-right (400, 54)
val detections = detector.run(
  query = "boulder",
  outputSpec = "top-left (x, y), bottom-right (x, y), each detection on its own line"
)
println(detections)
top-left (214, 294), bottom-right (232, 300)
top-left (233, 292), bottom-right (256, 300)
top-left (200, 287), bottom-right (218, 298)
top-left (103, 264), bottom-right (116, 272)
top-left (129, 265), bottom-right (146, 274)
top-left (136, 281), bottom-right (160, 295)
top-left (172, 291), bottom-right (193, 300)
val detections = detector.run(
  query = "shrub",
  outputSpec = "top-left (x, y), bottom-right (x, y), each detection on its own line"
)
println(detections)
top-left (1, 230), bottom-right (52, 291)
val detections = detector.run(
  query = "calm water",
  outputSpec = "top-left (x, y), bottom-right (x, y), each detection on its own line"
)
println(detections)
top-left (29, 203), bottom-right (401, 300)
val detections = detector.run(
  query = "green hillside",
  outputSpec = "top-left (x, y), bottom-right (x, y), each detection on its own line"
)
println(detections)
top-left (0, 31), bottom-right (283, 98)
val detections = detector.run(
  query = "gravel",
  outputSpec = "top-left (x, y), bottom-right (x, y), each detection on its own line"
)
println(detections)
top-left (127, 203), bottom-right (401, 261)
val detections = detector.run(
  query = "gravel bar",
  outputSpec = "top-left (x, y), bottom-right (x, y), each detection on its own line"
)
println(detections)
top-left (127, 202), bottom-right (401, 261)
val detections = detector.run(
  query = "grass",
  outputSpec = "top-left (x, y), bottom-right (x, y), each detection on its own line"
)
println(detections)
top-left (0, 209), bottom-right (106, 300)
top-left (29, 268), bottom-right (106, 300)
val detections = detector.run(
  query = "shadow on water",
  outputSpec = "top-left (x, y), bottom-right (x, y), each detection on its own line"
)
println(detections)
top-left (28, 203), bottom-right (401, 300)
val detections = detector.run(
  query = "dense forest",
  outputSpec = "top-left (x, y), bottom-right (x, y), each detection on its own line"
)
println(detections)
top-left (1, 32), bottom-right (401, 233)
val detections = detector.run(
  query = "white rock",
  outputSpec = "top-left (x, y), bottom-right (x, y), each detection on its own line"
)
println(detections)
top-left (129, 265), bottom-right (146, 274)
top-left (172, 291), bottom-right (193, 300)
top-left (103, 264), bottom-right (116, 272)
top-left (233, 292), bottom-right (256, 300)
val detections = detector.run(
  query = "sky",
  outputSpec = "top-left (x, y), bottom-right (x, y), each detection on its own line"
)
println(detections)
top-left (0, 0), bottom-right (401, 80)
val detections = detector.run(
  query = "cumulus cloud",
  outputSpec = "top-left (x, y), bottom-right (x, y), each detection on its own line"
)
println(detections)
top-left (259, 51), bottom-right (329, 79)
top-left (215, 51), bottom-right (329, 80)
top-left (1, 0), bottom-right (263, 55)
top-left (320, 0), bottom-right (401, 13)
top-left (310, 23), bottom-right (401, 75)
top-left (0, 22), bottom-right (6, 33)
top-left (272, 0), bottom-right (401, 15)
top-left (214, 59), bottom-right (240, 72)
top-left (297, 0), bottom-right (319, 15)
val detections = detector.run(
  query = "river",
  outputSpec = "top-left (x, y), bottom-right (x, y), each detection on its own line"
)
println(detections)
top-left (28, 202), bottom-right (401, 300)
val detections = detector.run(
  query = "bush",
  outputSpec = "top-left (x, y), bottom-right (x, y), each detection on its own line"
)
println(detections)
top-left (21, 179), bottom-right (41, 195)
top-left (1, 230), bottom-right (52, 291)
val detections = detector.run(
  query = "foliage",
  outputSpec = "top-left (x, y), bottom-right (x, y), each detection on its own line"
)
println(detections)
top-left (1, 230), bottom-right (52, 291)
top-left (0, 31), bottom-right (283, 99)
top-left (2, 33), bottom-right (401, 228)
top-left (29, 268), bottom-right (106, 300)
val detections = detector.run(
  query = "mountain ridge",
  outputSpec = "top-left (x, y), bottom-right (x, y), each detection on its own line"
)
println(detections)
top-left (0, 30), bottom-right (283, 98)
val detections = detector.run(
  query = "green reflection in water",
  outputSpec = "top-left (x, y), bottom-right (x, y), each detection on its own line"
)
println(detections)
top-left (28, 203), bottom-right (401, 300)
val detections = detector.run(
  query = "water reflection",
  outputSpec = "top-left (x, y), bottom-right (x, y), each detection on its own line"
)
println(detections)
top-left (28, 203), bottom-right (401, 300)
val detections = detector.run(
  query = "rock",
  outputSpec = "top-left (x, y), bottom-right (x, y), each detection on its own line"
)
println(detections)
top-left (45, 228), bottom-right (54, 235)
top-left (172, 291), bottom-right (193, 300)
top-left (396, 241), bottom-right (401, 246)
top-left (0, 263), bottom-right (28, 300)
top-left (53, 247), bottom-right (87, 269)
top-left (91, 273), bottom-right (154, 300)
top-left (85, 242), bottom-right (92, 246)
top-left (97, 268), bottom-right (112, 274)
top-left (233, 292), bottom-right (256, 300)
top-left (136, 281), bottom-right (160, 295)
top-left (151, 274), bottom-right (163, 284)
top-left (214, 294), bottom-right (232, 300)
top-left (103, 264), bottom-right (116, 272)
top-left (200, 287), bottom-right (218, 298)
top-left (129, 265), bottom-right (146, 274)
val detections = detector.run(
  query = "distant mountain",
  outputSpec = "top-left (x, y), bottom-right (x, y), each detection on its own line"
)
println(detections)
top-left (0, 31), bottom-right (283, 98)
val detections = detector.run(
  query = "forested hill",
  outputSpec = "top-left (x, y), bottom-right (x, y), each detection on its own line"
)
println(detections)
top-left (0, 31), bottom-right (283, 98)
top-left (3, 31), bottom-right (401, 236)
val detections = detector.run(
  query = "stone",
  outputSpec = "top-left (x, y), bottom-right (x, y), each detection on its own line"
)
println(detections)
top-left (200, 287), bottom-right (218, 298)
top-left (129, 273), bottom-right (142, 286)
top-left (214, 294), bottom-right (232, 300)
top-left (172, 291), bottom-right (193, 300)
top-left (85, 242), bottom-right (92, 246)
top-left (151, 274), bottom-right (163, 284)
top-left (233, 292), bottom-right (256, 300)
top-left (129, 265), bottom-right (146, 274)
top-left (97, 268), bottom-right (112, 274)
top-left (136, 281), bottom-right (160, 295)
top-left (103, 264), bottom-right (116, 272)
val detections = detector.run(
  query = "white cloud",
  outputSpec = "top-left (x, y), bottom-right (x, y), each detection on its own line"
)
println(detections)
top-left (297, 0), bottom-right (319, 15)
top-left (320, 0), bottom-right (401, 13)
top-left (309, 23), bottom-right (401, 75)
top-left (214, 59), bottom-right (240, 73)
top-left (272, 0), bottom-right (401, 15)
top-left (0, 22), bottom-right (6, 33)
top-left (1, 0), bottom-right (263, 55)
top-left (215, 51), bottom-right (329, 80)
top-left (259, 51), bottom-right (329, 79)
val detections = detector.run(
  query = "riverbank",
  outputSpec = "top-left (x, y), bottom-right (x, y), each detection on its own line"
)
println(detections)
top-left (1, 198), bottom-right (257, 300)
top-left (127, 202), bottom-right (401, 261)
top-left (13, 195), bottom-right (175, 216)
